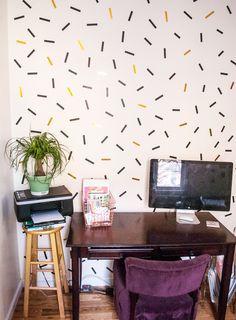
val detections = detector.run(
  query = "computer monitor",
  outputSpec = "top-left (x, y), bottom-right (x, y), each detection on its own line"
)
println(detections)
top-left (148, 159), bottom-right (233, 223)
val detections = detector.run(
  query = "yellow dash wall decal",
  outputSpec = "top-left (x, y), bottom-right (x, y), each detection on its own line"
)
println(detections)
top-left (132, 177), bottom-right (140, 181)
top-left (209, 128), bottom-right (212, 136)
top-left (51, 0), bottom-right (56, 8)
top-left (19, 86), bottom-right (23, 97)
top-left (77, 40), bottom-right (85, 50)
top-left (109, 8), bottom-right (113, 19)
top-left (133, 141), bottom-right (140, 146)
top-left (179, 122), bottom-right (187, 127)
top-left (184, 49), bottom-right (191, 56)
top-left (184, 83), bottom-right (187, 92)
top-left (68, 173), bottom-right (77, 179)
top-left (133, 64), bottom-right (137, 74)
top-left (47, 117), bottom-right (53, 126)
top-left (165, 11), bottom-right (168, 22)
top-left (16, 40), bottom-right (26, 44)
top-left (101, 158), bottom-right (111, 161)
top-left (137, 104), bottom-right (147, 108)
top-left (205, 11), bottom-right (215, 19)
top-left (67, 87), bottom-right (73, 96)
top-left (47, 56), bottom-right (53, 65)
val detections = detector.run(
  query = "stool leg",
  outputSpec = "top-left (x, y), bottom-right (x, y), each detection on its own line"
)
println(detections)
top-left (24, 233), bottom-right (32, 318)
top-left (50, 232), bottom-right (65, 318)
top-left (31, 234), bottom-right (38, 287)
top-left (56, 230), bottom-right (69, 294)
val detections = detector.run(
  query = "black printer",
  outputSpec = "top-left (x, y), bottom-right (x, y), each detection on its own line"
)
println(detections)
top-left (14, 185), bottom-right (74, 222)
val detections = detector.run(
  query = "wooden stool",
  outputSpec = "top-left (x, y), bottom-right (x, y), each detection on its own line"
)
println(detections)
top-left (23, 227), bottom-right (69, 318)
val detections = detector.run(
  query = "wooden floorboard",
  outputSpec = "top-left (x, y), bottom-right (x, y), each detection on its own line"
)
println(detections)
top-left (12, 289), bottom-right (236, 319)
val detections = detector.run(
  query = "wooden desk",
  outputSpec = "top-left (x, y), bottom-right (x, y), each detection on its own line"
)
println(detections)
top-left (66, 212), bottom-right (236, 320)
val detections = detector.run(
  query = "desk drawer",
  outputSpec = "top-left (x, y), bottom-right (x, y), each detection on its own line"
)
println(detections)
top-left (88, 247), bottom-right (154, 259)
top-left (159, 246), bottom-right (223, 257)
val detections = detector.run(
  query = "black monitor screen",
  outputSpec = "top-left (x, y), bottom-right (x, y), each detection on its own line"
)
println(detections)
top-left (148, 159), bottom-right (233, 211)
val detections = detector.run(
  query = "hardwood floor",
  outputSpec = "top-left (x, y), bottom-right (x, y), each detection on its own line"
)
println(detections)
top-left (12, 289), bottom-right (236, 320)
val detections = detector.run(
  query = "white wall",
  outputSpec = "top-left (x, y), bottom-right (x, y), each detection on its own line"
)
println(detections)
top-left (0, 0), bottom-right (21, 319)
top-left (7, 0), bottom-right (236, 286)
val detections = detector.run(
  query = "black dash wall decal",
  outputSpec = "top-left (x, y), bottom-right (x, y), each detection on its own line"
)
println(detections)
top-left (69, 117), bottom-right (80, 122)
top-left (21, 174), bottom-right (25, 184)
top-left (221, 126), bottom-right (225, 132)
top-left (30, 130), bottom-right (41, 134)
top-left (230, 60), bottom-right (236, 66)
top-left (215, 155), bottom-right (220, 161)
top-left (164, 48), bottom-right (167, 59)
top-left (199, 63), bottom-right (203, 71)
top-left (83, 85), bottom-right (92, 89)
top-left (117, 167), bottom-right (125, 174)
top-left (72, 192), bottom-right (78, 200)
top-left (152, 146), bottom-right (160, 150)
top-left (16, 117), bottom-right (22, 125)
top-left (217, 87), bottom-right (222, 94)
top-left (121, 31), bottom-right (125, 42)
top-left (137, 194), bottom-right (142, 200)
top-left (56, 102), bottom-right (65, 110)
top-left (85, 158), bottom-right (95, 164)
top-left (226, 5), bottom-right (232, 14)
top-left (225, 149), bottom-right (232, 152)
top-left (147, 68), bottom-right (154, 75)
top-left (119, 191), bottom-right (127, 197)
top-left (70, 6), bottom-right (81, 13)
top-left (233, 196), bottom-right (235, 203)
top-left (169, 73), bottom-right (176, 80)
top-left (219, 112), bottom-right (225, 117)
top-left (137, 118), bottom-right (141, 126)
top-left (27, 28), bottom-right (35, 37)
top-left (112, 59), bottom-right (116, 69)
top-left (200, 33), bottom-right (203, 42)
top-left (105, 111), bottom-right (114, 117)
top-left (183, 11), bottom-right (192, 19)
top-left (174, 32), bottom-right (181, 39)
top-left (186, 141), bottom-right (191, 148)
top-left (195, 105), bottom-right (198, 114)
top-left (27, 72), bottom-right (38, 75)
top-left (60, 130), bottom-right (69, 138)
top-left (83, 135), bottom-right (86, 144)
top-left (228, 135), bottom-right (233, 142)
top-left (128, 11), bottom-right (133, 21)
top-left (64, 52), bottom-right (69, 63)
top-left (118, 80), bottom-right (126, 86)
top-left (202, 85), bottom-right (206, 92)
top-left (155, 94), bottom-right (164, 101)
top-left (27, 108), bottom-right (36, 115)
top-left (172, 109), bottom-right (180, 111)
top-left (214, 141), bottom-right (219, 148)
top-left (230, 82), bottom-right (234, 89)
top-left (62, 23), bottom-right (70, 31)
top-left (101, 41), bottom-right (104, 52)
top-left (85, 100), bottom-right (89, 110)
top-left (149, 19), bottom-right (157, 28)
top-left (86, 23), bottom-right (98, 26)
top-left (88, 57), bottom-right (91, 67)
top-left (121, 99), bottom-right (126, 108)
top-left (194, 127), bottom-right (199, 133)
top-left (14, 59), bottom-right (21, 68)
top-left (144, 37), bottom-right (152, 45)
top-left (116, 144), bottom-right (124, 151)
top-left (37, 94), bottom-right (47, 98)
top-left (225, 213), bottom-right (232, 217)
top-left (44, 39), bottom-right (55, 43)
top-left (27, 49), bottom-right (35, 58)
top-left (52, 78), bottom-right (55, 88)
top-left (155, 115), bottom-right (163, 120)
top-left (91, 267), bottom-right (96, 274)
top-left (121, 125), bottom-right (127, 133)
top-left (125, 50), bottom-right (135, 56)
top-left (209, 101), bottom-right (216, 108)
top-left (39, 17), bottom-right (51, 22)
top-left (106, 267), bottom-right (113, 273)
top-left (106, 87), bottom-right (109, 97)
top-left (23, 0), bottom-right (32, 9)
top-left (137, 86), bottom-right (144, 91)
top-left (169, 155), bottom-right (177, 159)
top-left (135, 158), bottom-right (141, 166)
top-left (218, 50), bottom-right (224, 57)
top-left (68, 151), bottom-right (72, 160)
top-left (220, 72), bottom-right (228, 76)
top-left (14, 15), bottom-right (25, 20)
top-left (200, 153), bottom-right (203, 160)
top-left (216, 29), bottom-right (223, 34)
top-left (164, 131), bottom-right (169, 138)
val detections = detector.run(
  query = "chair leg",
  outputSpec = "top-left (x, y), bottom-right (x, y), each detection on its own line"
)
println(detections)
top-left (56, 230), bottom-right (69, 294)
top-left (50, 232), bottom-right (65, 318)
top-left (24, 233), bottom-right (32, 318)
top-left (31, 234), bottom-right (38, 287)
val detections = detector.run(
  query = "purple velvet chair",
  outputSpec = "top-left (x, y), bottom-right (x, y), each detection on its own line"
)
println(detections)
top-left (113, 254), bottom-right (210, 320)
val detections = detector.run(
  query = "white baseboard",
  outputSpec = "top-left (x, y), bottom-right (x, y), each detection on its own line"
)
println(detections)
top-left (5, 280), bottom-right (23, 320)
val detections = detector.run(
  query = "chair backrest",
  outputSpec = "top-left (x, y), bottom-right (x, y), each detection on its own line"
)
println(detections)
top-left (125, 254), bottom-right (211, 297)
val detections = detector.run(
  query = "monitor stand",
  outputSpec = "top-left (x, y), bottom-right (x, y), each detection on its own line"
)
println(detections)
top-left (176, 209), bottom-right (200, 225)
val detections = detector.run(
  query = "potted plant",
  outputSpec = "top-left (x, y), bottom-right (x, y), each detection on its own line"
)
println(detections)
top-left (5, 131), bottom-right (69, 196)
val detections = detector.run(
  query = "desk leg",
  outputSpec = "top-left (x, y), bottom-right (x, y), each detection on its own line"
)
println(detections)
top-left (71, 247), bottom-right (81, 320)
top-left (218, 244), bottom-right (235, 320)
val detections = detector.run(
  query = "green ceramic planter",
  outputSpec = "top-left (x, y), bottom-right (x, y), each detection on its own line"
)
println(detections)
top-left (27, 175), bottom-right (52, 196)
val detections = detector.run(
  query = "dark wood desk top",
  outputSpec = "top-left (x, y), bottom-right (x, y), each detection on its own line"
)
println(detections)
top-left (66, 212), bottom-right (236, 249)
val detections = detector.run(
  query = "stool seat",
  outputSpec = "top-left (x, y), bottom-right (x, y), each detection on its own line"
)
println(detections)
top-left (23, 226), bottom-right (69, 318)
